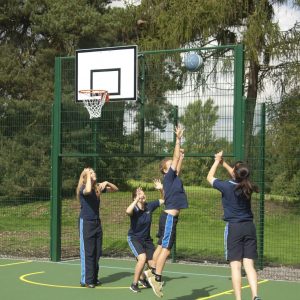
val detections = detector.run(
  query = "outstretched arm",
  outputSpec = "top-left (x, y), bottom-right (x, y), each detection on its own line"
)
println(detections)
top-left (176, 148), bottom-right (184, 175)
top-left (83, 168), bottom-right (92, 195)
top-left (126, 188), bottom-right (141, 216)
top-left (171, 125), bottom-right (184, 171)
top-left (153, 179), bottom-right (164, 205)
top-left (98, 181), bottom-right (119, 193)
top-left (222, 160), bottom-right (234, 178)
top-left (207, 151), bottom-right (223, 185)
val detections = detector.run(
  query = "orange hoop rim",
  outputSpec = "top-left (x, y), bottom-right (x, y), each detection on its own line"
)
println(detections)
top-left (79, 89), bottom-right (109, 102)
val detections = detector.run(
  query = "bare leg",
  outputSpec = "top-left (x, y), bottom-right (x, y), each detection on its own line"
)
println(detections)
top-left (147, 247), bottom-right (169, 298)
top-left (243, 258), bottom-right (258, 299)
top-left (230, 260), bottom-right (242, 300)
top-left (147, 259), bottom-right (156, 269)
top-left (152, 245), bottom-right (162, 264)
top-left (133, 254), bottom-right (146, 283)
top-left (155, 248), bottom-right (170, 275)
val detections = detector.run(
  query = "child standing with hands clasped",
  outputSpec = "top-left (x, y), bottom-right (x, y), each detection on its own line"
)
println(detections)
top-left (145, 125), bottom-right (188, 298)
top-left (126, 180), bottom-right (164, 293)
top-left (76, 167), bottom-right (118, 288)
top-left (206, 151), bottom-right (261, 300)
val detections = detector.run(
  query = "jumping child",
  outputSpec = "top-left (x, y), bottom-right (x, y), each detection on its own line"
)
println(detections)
top-left (126, 181), bottom-right (164, 293)
top-left (145, 125), bottom-right (188, 298)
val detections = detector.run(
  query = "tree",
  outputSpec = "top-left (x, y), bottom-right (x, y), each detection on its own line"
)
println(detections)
top-left (180, 99), bottom-right (218, 153)
top-left (265, 89), bottom-right (300, 197)
top-left (0, 0), bottom-right (113, 102)
top-left (179, 99), bottom-right (231, 185)
top-left (0, 0), bottom-right (127, 200)
top-left (130, 0), bottom-right (300, 160)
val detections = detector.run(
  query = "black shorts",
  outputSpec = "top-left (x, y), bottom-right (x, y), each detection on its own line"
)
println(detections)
top-left (157, 212), bottom-right (178, 250)
top-left (127, 236), bottom-right (155, 260)
top-left (225, 221), bottom-right (258, 261)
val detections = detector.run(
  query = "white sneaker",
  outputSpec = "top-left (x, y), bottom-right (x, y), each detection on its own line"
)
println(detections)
top-left (144, 269), bottom-right (154, 280)
top-left (148, 276), bottom-right (163, 298)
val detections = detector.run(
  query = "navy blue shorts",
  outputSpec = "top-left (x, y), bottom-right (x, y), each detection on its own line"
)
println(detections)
top-left (157, 212), bottom-right (178, 249)
top-left (127, 236), bottom-right (155, 260)
top-left (224, 221), bottom-right (258, 261)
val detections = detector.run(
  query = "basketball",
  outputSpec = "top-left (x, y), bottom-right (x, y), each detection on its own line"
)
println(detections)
top-left (184, 53), bottom-right (203, 72)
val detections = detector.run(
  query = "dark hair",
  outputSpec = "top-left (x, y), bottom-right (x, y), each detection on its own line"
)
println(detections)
top-left (233, 162), bottom-right (258, 200)
top-left (132, 187), bottom-right (140, 200)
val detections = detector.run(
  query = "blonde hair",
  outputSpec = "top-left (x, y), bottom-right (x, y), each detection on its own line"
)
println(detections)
top-left (76, 168), bottom-right (98, 200)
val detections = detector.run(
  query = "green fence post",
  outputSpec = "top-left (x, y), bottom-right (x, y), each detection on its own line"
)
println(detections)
top-left (233, 44), bottom-right (245, 161)
top-left (171, 105), bottom-right (179, 263)
top-left (139, 54), bottom-right (145, 154)
top-left (50, 57), bottom-right (62, 262)
top-left (258, 103), bottom-right (266, 269)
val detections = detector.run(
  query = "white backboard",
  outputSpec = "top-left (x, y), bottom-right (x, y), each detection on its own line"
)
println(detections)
top-left (76, 45), bottom-right (137, 101)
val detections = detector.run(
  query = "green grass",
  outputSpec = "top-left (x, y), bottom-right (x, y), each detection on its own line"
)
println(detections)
top-left (0, 187), bottom-right (299, 267)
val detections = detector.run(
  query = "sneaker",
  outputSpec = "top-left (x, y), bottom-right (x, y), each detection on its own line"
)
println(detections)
top-left (95, 279), bottom-right (102, 286)
top-left (253, 297), bottom-right (262, 300)
top-left (148, 276), bottom-right (163, 298)
top-left (138, 278), bottom-right (151, 288)
top-left (80, 283), bottom-right (95, 288)
top-left (130, 283), bottom-right (141, 293)
top-left (144, 269), bottom-right (154, 280)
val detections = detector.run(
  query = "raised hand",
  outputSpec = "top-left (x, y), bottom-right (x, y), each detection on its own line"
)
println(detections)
top-left (84, 168), bottom-right (91, 175)
top-left (214, 150), bottom-right (223, 163)
top-left (153, 179), bottom-right (163, 190)
top-left (97, 182), bottom-right (104, 191)
top-left (174, 125), bottom-right (184, 139)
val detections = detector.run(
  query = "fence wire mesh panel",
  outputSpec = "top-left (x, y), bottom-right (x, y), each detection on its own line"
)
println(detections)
top-left (1, 45), bottom-right (299, 281)
top-left (262, 99), bottom-right (300, 281)
top-left (55, 46), bottom-right (242, 263)
top-left (0, 99), bottom-right (52, 258)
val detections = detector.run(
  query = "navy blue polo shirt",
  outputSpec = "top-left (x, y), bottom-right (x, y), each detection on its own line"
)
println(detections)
top-left (128, 200), bottom-right (160, 240)
top-left (163, 167), bottom-right (188, 210)
top-left (212, 179), bottom-right (253, 223)
top-left (79, 185), bottom-right (101, 220)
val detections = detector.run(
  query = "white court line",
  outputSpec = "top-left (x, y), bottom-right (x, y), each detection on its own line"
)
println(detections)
top-left (1, 257), bottom-right (299, 283)
top-left (57, 259), bottom-right (232, 279)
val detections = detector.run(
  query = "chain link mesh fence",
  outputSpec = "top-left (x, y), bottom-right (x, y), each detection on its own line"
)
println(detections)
top-left (0, 47), bottom-right (299, 281)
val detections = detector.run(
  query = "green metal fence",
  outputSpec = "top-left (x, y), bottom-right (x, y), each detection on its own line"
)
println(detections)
top-left (51, 44), bottom-right (248, 262)
top-left (0, 45), bottom-right (299, 281)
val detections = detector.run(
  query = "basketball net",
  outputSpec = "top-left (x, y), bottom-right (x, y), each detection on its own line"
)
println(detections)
top-left (79, 89), bottom-right (110, 119)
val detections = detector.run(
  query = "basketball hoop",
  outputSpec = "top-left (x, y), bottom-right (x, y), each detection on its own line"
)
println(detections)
top-left (79, 89), bottom-right (110, 119)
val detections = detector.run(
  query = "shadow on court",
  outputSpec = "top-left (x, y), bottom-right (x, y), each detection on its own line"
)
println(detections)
top-left (100, 271), bottom-right (132, 284)
top-left (163, 275), bottom-right (188, 284)
top-left (100, 272), bottom-right (188, 285)
top-left (1, 258), bottom-right (300, 300)
top-left (172, 285), bottom-right (216, 300)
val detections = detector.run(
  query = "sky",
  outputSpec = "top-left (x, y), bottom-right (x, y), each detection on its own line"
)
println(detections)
top-left (273, 1), bottom-right (300, 31)
top-left (110, 0), bottom-right (300, 32)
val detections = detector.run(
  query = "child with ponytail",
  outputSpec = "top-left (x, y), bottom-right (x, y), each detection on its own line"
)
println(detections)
top-left (207, 151), bottom-right (261, 300)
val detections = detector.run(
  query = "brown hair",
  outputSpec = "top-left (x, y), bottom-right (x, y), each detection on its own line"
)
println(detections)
top-left (159, 158), bottom-right (171, 174)
top-left (233, 162), bottom-right (258, 200)
top-left (132, 187), bottom-right (139, 200)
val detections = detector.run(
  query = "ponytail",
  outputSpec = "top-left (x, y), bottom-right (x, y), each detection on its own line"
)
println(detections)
top-left (233, 162), bottom-right (258, 200)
